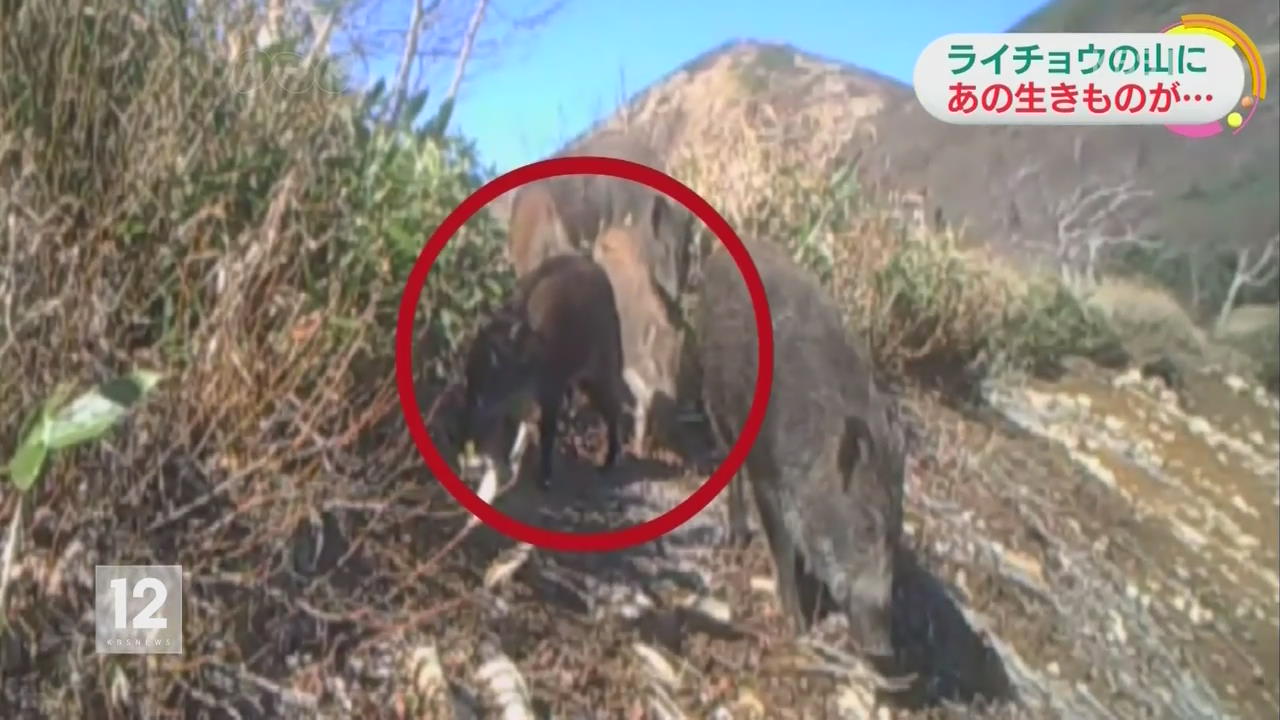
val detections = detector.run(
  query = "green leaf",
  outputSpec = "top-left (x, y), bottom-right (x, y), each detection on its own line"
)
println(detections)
top-left (421, 96), bottom-right (455, 140)
top-left (401, 89), bottom-right (430, 129)
top-left (45, 370), bottom-right (163, 450)
top-left (7, 420), bottom-right (50, 491)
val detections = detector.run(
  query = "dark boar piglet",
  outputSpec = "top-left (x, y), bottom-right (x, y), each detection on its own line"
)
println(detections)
top-left (464, 254), bottom-right (629, 491)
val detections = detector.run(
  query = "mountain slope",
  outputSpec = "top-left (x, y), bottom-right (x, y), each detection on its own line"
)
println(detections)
top-left (856, 0), bottom-right (1278, 277)
top-left (565, 0), bottom-right (1277, 305)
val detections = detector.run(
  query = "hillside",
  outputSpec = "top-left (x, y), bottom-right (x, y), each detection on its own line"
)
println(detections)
top-left (568, 0), bottom-right (1278, 318)
top-left (859, 0), bottom-right (1279, 281)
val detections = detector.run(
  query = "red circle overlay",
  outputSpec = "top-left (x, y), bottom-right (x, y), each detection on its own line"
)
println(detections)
top-left (395, 155), bottom-right (774, 553)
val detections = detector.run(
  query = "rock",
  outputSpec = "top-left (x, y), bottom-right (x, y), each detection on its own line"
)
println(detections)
top-left (1109, 609), bottom-right (1128, 644)
top-left (1234, 533), bottom-right (1259, 549)
top-left (1224, 374), bottom-right (1249, 394)
top-left (1027, 390), bottom-right (1054, 412)
top-left (1187, 416), bottom-right (1212, 437)
top-left (1113, 368), bottom-right (1143, 389)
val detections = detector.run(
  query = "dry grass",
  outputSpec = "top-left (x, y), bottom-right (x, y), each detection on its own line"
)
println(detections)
top-left (1082, 277), bottom-right (1208, 362)
top-left (0, 1), bottom-right (512, 715)
top-left (1213, 303), bottom-right (1280, 390)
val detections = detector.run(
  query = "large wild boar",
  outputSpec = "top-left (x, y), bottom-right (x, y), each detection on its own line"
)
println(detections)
top-left (551, 130), bottom-right (694, 304)
top-left (696, 236), bottom-right (906, 660)
top-left (592, 224), bottom-right (683, 456)
top-left (463, 254), bottom-right (628, 491)
top-left (505, 182), bottom-right (574, 278)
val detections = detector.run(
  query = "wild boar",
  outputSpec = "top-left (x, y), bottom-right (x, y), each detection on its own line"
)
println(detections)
top-left (696, 236), bottom-right (906, 660)
top-left (591, 224), bottom-right (683, 456)
top-left (463, 253), bottom-right (629, 491)
top-left (550, 130), bottom-right (695, 305)
top-left (506, 181), bottom-right (575, 279)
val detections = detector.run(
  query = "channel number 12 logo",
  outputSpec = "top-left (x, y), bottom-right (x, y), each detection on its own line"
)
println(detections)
top-left (94, 565), bottom-right (184, 655)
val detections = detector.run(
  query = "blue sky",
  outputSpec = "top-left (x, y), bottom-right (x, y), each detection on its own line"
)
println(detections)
top-left (355, 0), bottom-right (1048, 173)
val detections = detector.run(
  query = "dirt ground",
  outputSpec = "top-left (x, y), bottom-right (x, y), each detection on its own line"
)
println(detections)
top-left (0, 360), bottom-right (1274, 719)
top-left (318, 361), bottom-right (1278, 719)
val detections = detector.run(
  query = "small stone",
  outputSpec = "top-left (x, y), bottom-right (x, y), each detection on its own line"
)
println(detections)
top-left (1188, 602), bottom-right (1214, 626)
top-left (1224, 375), bottom-right (1248, 394)
top-left (1113, 368), bottom-right (1143, 388)
top-left (1109, 610), bottom-right (1128, 644)
top-left (1187, 417), bottom-right (1212, 436)
top-left (1232, 495), bottom-right (1256, 517)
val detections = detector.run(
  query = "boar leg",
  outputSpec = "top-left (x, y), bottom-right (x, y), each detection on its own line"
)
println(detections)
top-left (534, 384), bottom-right (563, 491)
top-left (508, 420), bottom-right (534, 474)
top-left (622, 367), bottom-right (651, 457)
top-left (726, 478), bottom-right (751, 548)
top-left (581, 376), bottom-right (623, 471)
top-left (751, 479), bottom-right (804, 631)
top-left (706, 411), bottom-right (751, 547)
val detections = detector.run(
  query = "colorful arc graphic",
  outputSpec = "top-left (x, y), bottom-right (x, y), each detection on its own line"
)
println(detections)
top-left (1162, 13), bottom-right (1268, 138)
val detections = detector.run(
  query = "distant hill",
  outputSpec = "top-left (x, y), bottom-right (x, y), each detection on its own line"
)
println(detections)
top-left (855, 0), bottom-right (1278, 270)
top-left (560, 0), bottom-right (1278, 307)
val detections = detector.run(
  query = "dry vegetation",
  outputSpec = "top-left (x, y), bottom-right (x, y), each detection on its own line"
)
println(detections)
top-left (1, 2), bottom-right (1277, 719)
top-left (0, 2), bottom-right (517, 715)
top-left (597, 44), bottom-right (1124, 388)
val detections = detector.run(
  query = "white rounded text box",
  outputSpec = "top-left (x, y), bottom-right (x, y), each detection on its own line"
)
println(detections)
top-left (914, 33), bottom-right (1246, 125)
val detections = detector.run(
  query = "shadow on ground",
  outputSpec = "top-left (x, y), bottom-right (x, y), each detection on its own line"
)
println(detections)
top-left (885, 544), bottom-right (1016, 710)
top-left (458, 418), bottom-right (1019, 714)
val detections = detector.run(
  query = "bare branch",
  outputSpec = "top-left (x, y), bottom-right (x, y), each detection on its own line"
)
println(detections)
top-left (1005, 163), bottom-right (1156, 286)
top-left (1216, 235), bottom-right (1280, 329)
top-left (301, 1), bottom-right (342, 68)
top-left (441, 0), bottom-right (491, 114)
top-left (389, 0), bottom-right (444, 122)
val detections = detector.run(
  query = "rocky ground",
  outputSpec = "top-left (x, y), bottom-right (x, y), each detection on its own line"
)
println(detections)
top-left (1, 360), bottom-right (1274, 719)
top-left (211, 360), bottom-right (1275, 720)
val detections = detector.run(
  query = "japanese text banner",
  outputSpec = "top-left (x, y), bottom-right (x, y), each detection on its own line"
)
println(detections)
top-left (915, 33), bottom-right (1245, 125)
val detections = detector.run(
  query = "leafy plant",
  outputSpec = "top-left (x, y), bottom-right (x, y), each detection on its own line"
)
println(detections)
top-left (5, 371), bottom-right (163, 492)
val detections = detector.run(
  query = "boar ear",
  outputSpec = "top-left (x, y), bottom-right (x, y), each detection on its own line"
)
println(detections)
top-left (647, 197), bottom-right (686, 301)
top-left (648, 195), bottom-right (668, 238)
top-left (836, 414), bottom-right (874, 493)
